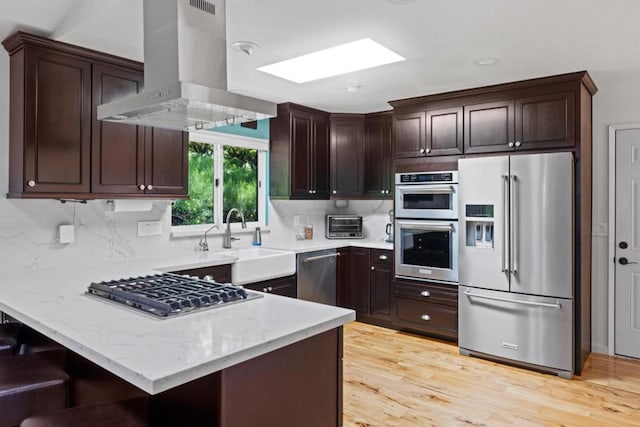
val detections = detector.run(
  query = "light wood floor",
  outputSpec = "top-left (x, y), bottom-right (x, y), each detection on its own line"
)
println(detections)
top-left (343, 322), bottom-right (640, 427)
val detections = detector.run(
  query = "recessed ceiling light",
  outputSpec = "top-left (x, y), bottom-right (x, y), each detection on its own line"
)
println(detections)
top-left (473, 57), bottom-right (500, 66)
top-left (231, 41), bottom-right (259, 56)
top-left (257, 38), bottom-right (405, 84)
top-left (345, 83), bottom-right (363, 93)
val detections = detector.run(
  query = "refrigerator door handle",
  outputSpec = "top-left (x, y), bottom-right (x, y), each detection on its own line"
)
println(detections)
top-left (463, 289), bottom-right (561, 309)
top-left (510, 174), bottom-right (518, 274)
top-left (501, 174), bottom-right (510, 273)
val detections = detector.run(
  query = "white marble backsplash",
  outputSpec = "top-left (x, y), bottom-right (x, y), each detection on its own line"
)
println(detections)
top-left (0, 196), bottom-right (393, 274)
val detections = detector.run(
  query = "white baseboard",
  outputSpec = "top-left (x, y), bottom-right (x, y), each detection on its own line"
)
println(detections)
top-left (591, 343), bottom-right (610, 355)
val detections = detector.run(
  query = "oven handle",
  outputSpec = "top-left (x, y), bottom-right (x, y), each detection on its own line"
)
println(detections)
top-left (396, 185), bottom-right (456, 195)
top-left (396, 220), bottom-right (456, 232)
top-left (463, 289), bottom-right (561, 309)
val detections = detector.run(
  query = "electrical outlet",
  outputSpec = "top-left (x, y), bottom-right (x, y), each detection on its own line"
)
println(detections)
top-left (593, 223), bottom-right (608, 237)
top-left (138, 220), bottom-right (162, 237)
top-left (293, 215), bottom-right (300, 226)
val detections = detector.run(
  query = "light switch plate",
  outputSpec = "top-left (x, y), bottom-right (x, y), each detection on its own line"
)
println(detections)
top-left (58, 224), bottom-right (75, 244)
top-left (138, 220), bottom-right (162, 237)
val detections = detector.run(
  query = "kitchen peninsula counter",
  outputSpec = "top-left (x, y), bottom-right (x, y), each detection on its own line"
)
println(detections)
top-left (0, 255), bottom-right (354, 398)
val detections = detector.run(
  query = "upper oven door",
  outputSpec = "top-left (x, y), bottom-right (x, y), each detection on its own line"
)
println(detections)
top-left (394, 219), bottom-right (459, 283)
top-left (395, 183), bottom-right (459, 219)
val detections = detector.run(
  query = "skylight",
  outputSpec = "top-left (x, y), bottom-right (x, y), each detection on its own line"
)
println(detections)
top-left (257, 38), bottom-right (405, 84)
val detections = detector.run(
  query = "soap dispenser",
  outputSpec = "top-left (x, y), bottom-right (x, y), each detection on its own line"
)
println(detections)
top-left (252, 227), bottom-right (262, 246)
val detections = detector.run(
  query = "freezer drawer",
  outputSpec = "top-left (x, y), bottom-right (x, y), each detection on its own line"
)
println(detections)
top-left (459, 287), bottom-right (573, 375)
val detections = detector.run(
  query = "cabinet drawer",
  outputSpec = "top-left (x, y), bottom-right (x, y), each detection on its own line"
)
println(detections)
top-left (392, 298), bottom-right (457, 338)
top-left (370, 249), bottom-right (392, 266)
top-left (171, 265), bottom-right (232, 284)
top-left (243, 275), bottom-right (297, 298)
top-left (393, 280), bottom-right (457, 307)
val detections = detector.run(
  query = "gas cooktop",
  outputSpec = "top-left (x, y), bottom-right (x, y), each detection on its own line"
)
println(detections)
top-left (87, 273), bottom-right (262, 318)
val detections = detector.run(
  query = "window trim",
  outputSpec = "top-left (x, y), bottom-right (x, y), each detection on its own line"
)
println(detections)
top-left (171, 131), bottom-right (267, 234)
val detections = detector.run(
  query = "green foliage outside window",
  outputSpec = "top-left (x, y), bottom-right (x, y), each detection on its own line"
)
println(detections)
top-left (171, 142), bottom-right (258, 226)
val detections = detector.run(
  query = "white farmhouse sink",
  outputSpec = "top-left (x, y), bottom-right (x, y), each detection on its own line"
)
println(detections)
top-left (224, 247), bottom-right (296, 285)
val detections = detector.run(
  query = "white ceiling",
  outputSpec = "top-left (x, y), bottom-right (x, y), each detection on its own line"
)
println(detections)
top-left (2, 0), bottom-right (639, 113)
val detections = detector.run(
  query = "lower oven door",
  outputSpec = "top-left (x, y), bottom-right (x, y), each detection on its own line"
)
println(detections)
top-left (394, 219), bottom-right (458, 283)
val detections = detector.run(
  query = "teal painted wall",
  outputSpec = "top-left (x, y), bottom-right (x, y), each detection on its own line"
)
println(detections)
top-left (209, 119), bottom-right (270, 140)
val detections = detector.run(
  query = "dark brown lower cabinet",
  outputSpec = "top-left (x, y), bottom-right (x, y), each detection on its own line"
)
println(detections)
top-left (369, 249), bottom-right (393, 321)
top-left (242, 275), bottom-right (297, 298)
top-left (336, 247), bottom-right (351, 308)
top-left (392, 279), bottom-right (458, 341)
top-left (170, 264), bottom-right (232, 284)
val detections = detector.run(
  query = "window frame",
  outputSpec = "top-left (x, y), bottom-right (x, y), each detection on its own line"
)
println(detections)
top-left (171, 131), bottom-right (268, 236)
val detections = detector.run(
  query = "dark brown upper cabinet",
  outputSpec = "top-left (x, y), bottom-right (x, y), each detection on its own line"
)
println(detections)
top-left (330, 114), bottom-right (365, 198)
top-left (270, 103), bottom-right (329, 199)
top-left (364, 113), bottom-right (393, 198)
top-left (464, 91), bottom-right (575, 154)
top-left (3, 32), bottom-right (188, 199)
top-left (393, 108), bottom-right (463, 158)
top-left (6, 45), bottom-right (92, 197)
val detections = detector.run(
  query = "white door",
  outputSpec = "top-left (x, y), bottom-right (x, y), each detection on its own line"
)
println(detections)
top-left (615, 128), bottom-right (640, 359)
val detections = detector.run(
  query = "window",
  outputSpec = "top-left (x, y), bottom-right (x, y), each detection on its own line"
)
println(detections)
top-left (171, 132), bottom-right (267, 232)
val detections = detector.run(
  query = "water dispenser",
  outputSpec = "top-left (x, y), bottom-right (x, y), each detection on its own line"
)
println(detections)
top-left (465, 204), bottom-right (494, 249)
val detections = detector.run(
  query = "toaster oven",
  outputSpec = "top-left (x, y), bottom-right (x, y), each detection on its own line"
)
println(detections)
top-left (325, 215), bottom-right (363, 239)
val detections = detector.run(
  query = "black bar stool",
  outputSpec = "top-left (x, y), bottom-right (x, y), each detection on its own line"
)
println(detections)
top-left (0, 352), bottom-right (69, 427)
top-left (20, 397), bottom-right (149, 427)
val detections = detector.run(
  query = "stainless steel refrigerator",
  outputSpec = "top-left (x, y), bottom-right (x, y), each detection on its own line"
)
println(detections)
top-left (458, 152), bottom-right (574, 378)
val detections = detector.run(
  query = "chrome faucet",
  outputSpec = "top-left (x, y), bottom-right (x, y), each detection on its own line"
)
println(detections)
top-left (198, 224), bottom-right (219, 251)
top-left (223, 208), bottom-right (247, 248)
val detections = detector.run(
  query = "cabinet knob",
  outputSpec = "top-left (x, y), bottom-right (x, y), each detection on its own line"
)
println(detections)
top-left (508, 142), bottom-right (514, 148)
top-left (308, 190), bottom-right (313, 194)
top-left (420, 148), bottom-right (426, 154)
top-left (139, 184), bottom-right (146, 190)
top-left (263, 288), bottom-right (268, 292)
top-left (381, 190), bottom-right (385, 194)
top-left (333, 190), bottom-right (337, 194)
top-left (425, 148), bottom-right (431, 154)
top-left (147, 184), bottom-right (153, 190)
top-left (268, 286), bottom-right (273, 292)
top-left (420, 290), bottom-right (430, 297)
top-left (312, 190), bottom-right (316, 194)
top-left (515, 141), bottom-right (522, 147)
top-left (371, 266), bottom-right (375, 271)
top-left (421, 314), bottom-right (431, 321)
top-left (27, 180), bottom-right (36, 188)
top-left (379, 255), bottom-right (388, 261)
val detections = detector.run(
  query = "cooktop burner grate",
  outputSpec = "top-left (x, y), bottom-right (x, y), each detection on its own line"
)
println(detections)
top-left (87, 273), bottom-right (261, 318)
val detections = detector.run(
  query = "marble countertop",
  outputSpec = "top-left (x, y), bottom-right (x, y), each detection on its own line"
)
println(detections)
top-left (263, 237), bottom-right (393, 253)
top-left (0, 255), bottom-right (354, 395)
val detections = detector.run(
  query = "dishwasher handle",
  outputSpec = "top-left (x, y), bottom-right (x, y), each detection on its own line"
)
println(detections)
top-left (302, 252), bottom-right (340, 263)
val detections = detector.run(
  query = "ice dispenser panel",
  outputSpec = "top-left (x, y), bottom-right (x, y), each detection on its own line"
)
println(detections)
top-left (465, 204), bottom-right (494, 249)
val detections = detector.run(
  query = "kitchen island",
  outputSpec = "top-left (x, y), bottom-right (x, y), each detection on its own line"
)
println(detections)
top-left (0, 253), bottom-right (354, 426)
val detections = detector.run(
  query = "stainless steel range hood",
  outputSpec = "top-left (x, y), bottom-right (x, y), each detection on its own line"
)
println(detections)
top-left (97, 0), bottom-right (276, 131)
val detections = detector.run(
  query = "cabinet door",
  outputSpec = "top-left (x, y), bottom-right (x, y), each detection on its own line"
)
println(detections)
top-left (336, 248), bottom-right (351, 308)
top-left (464, 100), bottom-right (515, 154)
top-left (330, 118), bottom-right (364, 197)
top-left (370, 250), bottom-right (393, 320)
top-left (244, 276), bottom-right (297, 298)
top-left (23, 48), bottom-right (91, 194)
top-left (425, 107), bottom-right (463, 156)
top-left (393, 112), bottom-right (425, 158)
top-left (290, 111), bottom-right (313, 198)
top-left (515, 91), bottom-right (575, 150)
top-left (92, 64), bottom-right (145, 194)
top-left (364, 115), bottom-right (392, 198)
top-left (349, 247), bottom-right (371, 315)
top-left (144, 128), bottom-right (188, 196)
top-left (312, 114), bottom-right (330, 199)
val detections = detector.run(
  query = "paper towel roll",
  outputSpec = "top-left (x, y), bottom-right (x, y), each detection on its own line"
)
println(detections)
top-left (108, 200), bottom-right (153, 212)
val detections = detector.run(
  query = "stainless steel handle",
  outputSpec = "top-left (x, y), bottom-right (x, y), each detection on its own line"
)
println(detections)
top-left (510, 174), bottom-right (518, 274)
top-left (397, 185), bottom-right (455, 195)
top-left (396, 220), bottom-right (455, 232)
top-left (420, 290), bottom-right (430, 297)
top-left (27, 180), bottom-right (36, 187)
top-left (302, 253), bottom-right (340, 263)
top-left (420, 314), bottom-right (431, 321)
top-left (139, 184), bottom-right (145, 190)
top-left (501, 174), bottom-right (509, 273)
top-left (378, 255), bottom-right (388, 261)
top-left (464, 290), bottom-right (561, 309)
top-left (147, 184), bottom-right (153, 190)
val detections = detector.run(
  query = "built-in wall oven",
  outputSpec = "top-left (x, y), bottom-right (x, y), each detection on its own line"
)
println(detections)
top-left (394, 171), bottom-right (459, 283)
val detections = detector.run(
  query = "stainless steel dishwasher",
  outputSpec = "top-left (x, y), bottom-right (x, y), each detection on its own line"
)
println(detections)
top-left (297, 249), bottom-right (338, 305)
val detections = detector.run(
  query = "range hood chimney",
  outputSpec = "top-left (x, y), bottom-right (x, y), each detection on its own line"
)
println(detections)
top-left (97, 0), bottom-right (276, 131)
